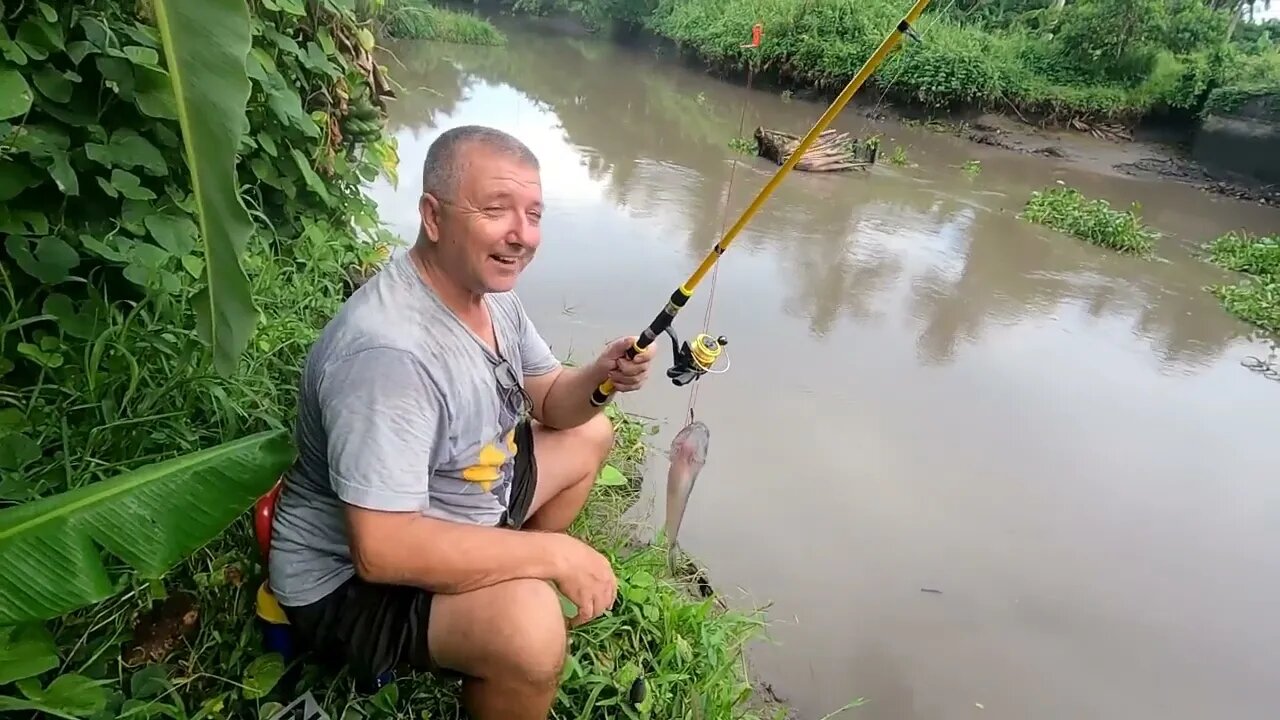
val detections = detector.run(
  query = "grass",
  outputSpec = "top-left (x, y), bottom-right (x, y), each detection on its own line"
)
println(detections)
top-left (1022, 184), bottom-right (1159, 256)
top-left (1204, 230), bottom-right (1280, 333)
top-left (376, 0), bottom-right (507, 45)
top-left (11, 358), bottom-right (774, 720)
top-left (643, 0), bottom-right (1197, 124)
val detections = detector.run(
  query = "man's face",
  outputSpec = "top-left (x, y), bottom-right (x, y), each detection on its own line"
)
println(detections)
top-left (419, 143), bottom-right (543, 295)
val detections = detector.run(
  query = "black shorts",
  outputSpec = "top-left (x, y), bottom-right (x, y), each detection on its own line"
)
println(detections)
top-left (281, 418), bottom-right (538, 684)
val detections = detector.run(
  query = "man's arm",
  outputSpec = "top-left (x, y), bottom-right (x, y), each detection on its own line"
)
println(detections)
top-left (322, 347), bottom-right (562, 594)
top-left (505, 295), bottom-right (611, 430)
top-left (345, 507), bottom-right (564, 593)
top-left (524, 363), bottom-right (611, 431)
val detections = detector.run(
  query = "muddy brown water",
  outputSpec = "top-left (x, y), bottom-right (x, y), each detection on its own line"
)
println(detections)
top-left (370, 19), bottom-right (1280, 720)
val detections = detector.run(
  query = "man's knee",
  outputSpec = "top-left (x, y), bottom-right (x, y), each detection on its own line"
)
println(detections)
top-left (579, 412), bottom-right (615, 464)
top-left (485, 579), bottom-right (568, 686)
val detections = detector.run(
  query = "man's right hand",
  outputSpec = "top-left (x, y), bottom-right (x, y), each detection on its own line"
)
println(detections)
top-left (546, 534), bottom-right (617, 627)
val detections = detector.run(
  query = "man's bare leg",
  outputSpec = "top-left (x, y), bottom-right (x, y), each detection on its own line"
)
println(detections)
top-left (421, 414), bottom-right (614, 720)
top-left (428, 579), bottom-right (567, 720)
top-left (522, 412), bottom-right (615, 532)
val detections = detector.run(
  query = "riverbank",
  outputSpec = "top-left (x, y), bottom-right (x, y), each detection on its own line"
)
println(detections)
top-left (659, 20), bottom-right (1280, 207)
top-left (444, 0), bottom-right (1279, 204)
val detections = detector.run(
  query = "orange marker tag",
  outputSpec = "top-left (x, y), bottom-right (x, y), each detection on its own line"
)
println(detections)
top-left (741, 22), bottom-right (762, 48)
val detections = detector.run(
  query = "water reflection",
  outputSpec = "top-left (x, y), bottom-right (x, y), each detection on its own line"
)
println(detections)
top-left (376, 30), bottom-right (1268, 375)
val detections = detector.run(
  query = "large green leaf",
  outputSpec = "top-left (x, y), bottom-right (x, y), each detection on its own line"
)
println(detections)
top-left (0, 68), bottom-right (34, 120)
top-left (0, 430), bottom-right (294, 625)
top-left (151, 0), bottom-right (258, 376)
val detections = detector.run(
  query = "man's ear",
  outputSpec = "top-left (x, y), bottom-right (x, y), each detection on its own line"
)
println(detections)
top-left (419, 192), bottom-right (443, 243)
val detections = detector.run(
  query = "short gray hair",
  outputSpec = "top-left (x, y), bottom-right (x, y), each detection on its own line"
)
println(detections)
top-left (421, 125), bottom-right (539, 200)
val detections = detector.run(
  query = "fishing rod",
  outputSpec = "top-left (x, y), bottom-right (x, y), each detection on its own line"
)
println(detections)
top-left (589, 0), bottom-right (933, 407)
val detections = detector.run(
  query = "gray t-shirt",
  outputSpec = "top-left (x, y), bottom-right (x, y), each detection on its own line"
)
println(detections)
top-left (268, 252), bottom-right (561, 607)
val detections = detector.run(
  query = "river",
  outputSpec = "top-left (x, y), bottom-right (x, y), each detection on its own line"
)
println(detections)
top-left (367, 18), bottom-right (1280, 720)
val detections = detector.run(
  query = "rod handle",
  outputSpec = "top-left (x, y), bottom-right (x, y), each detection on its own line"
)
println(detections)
top-left (590, 337), bottom-right (648, 407)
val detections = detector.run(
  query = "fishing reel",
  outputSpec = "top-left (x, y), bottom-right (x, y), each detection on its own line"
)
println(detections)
top-left (661, 326), bottom-right (729, 387)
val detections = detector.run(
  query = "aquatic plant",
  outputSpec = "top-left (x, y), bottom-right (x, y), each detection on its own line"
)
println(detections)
top-left (1022, 185), bottom-right (1159, 256)
top-left (1206, 230), bottom-right (1280, 277)
top-left (372, 0), bottom-right (507, 45)
top-left (728, 135), bottom-right (756, 155)
top-left (1204, 230), bottom-right (1280, 333)
top-left (962, 159), bottom-right (982, 176)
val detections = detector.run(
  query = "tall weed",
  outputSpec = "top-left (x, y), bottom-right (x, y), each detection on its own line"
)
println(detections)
top-left (375, 0), bottom-right (507, 45)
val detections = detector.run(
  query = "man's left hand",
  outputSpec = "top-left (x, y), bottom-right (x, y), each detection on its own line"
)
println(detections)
top-left (594, 336), bottom-right (653, 393)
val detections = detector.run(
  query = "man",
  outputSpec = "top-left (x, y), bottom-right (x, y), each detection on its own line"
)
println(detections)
top-left (268, 125), bottom-right (654, 719)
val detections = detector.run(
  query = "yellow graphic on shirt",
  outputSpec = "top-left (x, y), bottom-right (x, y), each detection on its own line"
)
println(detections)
top-left (461, 428), bottom-right (519, 493)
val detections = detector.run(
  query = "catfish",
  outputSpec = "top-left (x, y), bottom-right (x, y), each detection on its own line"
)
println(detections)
top-left (664, 419), bottom-right (710, 572)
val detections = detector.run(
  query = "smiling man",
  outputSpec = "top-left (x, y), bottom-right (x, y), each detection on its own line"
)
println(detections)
top-left (268, 125), bottom-right (653, 719)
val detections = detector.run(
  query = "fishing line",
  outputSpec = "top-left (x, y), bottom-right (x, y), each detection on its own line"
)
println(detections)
top-left (684, 31), bottom-right (760, 422)
top-left (589, 0), bottom-right (936, 410)
top-left (867, 0), bottom-right (961, 122)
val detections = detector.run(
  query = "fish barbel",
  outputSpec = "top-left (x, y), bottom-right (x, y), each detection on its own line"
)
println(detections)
top-left (665, 419), bottom-right (710, 562)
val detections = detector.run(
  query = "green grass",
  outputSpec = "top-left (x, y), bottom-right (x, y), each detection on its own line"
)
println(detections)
top-left (377, 0), bottom-right (507, 45)
top-left (642, 0), bottom-right (1196, 124)
top-left (1204, 231), bottom-right (1280, 333)
top-left (1022, 184), bottom-right (1159, 256)
top-left (9, 381), bottom-right (775, 719)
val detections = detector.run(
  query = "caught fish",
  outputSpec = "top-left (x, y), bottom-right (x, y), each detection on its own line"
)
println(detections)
top-left (664, 419), bottom-right (710, 570)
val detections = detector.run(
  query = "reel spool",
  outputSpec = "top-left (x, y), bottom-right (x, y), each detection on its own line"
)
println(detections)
top-left (662, 326), bottom-right (729, 387)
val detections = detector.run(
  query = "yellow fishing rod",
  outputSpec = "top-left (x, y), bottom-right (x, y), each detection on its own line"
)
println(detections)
top-left (590, 0), bottom-right (932, 407)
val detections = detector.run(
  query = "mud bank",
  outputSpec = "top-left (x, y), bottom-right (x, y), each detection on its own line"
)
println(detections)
top-left (551, 11), bottom-right (1280, 208)
top-left (1192, 93), bottom-right (1280, 192)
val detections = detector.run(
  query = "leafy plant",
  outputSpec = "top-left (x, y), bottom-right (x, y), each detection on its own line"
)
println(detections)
top-left (0, 430), bottom-right (293, 626)
top-left (0, 0), bottom-right (399, 713)
top-left (151, 0), bottom-right (259, 377)
top-left (1022, 184), bottom-right (1159, 255)
top-left (1204, 230), bottom-right (1280, 332)
top-left (727, 135), bottom-right (755, 155)
top-left (370, 0), bottom-right (507, 45)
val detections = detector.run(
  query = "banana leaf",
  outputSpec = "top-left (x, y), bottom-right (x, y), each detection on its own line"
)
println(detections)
top-left (0, 430), bottom-right (295, 626)
top-left (153, 0), bottom-right (260, 376)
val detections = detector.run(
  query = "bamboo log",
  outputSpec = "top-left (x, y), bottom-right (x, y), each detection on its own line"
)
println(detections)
top-left (753, 126), bottom-right (877, 171)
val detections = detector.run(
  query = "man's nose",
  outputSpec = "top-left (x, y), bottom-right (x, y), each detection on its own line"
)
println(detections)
top-left (509, 215), bottom-right (539, 247)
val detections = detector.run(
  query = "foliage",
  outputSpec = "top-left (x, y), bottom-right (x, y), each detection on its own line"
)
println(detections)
top-left (497, 0), bottom-right (1280, 125)
top-left (371, 0), bottom-right (507, 45)
top-left (1, 5), bottom-right (775, 718)
top-left (727, 135), bottom-right (754, 154)
top-left (0, 429), bottom-right (293, 626)
top-left (1204, 231), bottom-right (1280, 333)
top-left (150, 0), bottom-right (260, 377)
top-left (0, 408), bottom-right (773, 720)
top-left (0, 0), bottom-right (397, 713)
top-left (1203, 82), bottom-right (1280, 115)
top-left (1022, 184), bottom-right (1159, 255)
